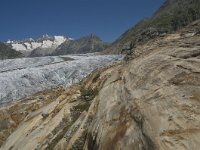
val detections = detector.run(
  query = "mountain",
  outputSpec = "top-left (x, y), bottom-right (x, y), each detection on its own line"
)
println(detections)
top-left (7, 35), bottom-right (71, 56)
top-left (52, 34), bottom-right (109, 55)
top-left (29, 35), bottom-right (73, 57)
top-left (104, 0), bottom-right (200, 54)
top-left (0, 42), bottom-right (23, 60)
top-left (7, 34), bottom-right (108, 57)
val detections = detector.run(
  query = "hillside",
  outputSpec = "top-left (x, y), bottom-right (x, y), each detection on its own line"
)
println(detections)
top-left (52, 34), bottom-right (109, 55)
top-left (104, 0), bottom-right (200, 54)
top-left (29, 35), bottom-right (71, 57)
top-left (0, 43), bottom-right (23, 60)
top-left (0, 20), bottom-right (200, 149)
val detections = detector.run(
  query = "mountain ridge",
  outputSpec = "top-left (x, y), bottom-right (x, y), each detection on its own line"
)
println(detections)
top-left (6, 35), bottom-right (71, 56)
top-left (0, 42), bottom-right (23, 60)
top-left (52, 34), bottom-right (109, 55)
top-left (104, 0), bottom-right (200, 54)
top-left (6, 34), bottom-right (108, 57)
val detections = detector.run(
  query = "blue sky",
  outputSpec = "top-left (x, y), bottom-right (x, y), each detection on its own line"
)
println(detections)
top-left (0, 0), bottom-right (165, 42)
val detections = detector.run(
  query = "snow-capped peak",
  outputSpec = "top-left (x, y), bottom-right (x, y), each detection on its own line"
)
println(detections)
top-left (6, 40), bottom-right (12, 44)
top-left (54, 36), bottom-right (67, 45)
top-left (6, 35), bottom-right (72, 56)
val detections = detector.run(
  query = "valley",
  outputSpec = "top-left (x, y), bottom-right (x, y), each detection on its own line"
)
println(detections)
top-left (0, 20), bottom-right (200, 149)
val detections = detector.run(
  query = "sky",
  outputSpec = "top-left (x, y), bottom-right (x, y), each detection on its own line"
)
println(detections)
top-left (0, 0), bottom-right (165, 42)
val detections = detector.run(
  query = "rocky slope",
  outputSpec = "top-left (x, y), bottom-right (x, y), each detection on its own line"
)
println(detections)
top-left (7, 35), bottom-right (71, 56)
top-left (0, 20), bottom-right (200, 150)
top-left (52, 34), bottom-right (109, 55)
top-left (0, 43), bottom-right (23, 60)
top-left (104, 0), bottom-right (200, 54)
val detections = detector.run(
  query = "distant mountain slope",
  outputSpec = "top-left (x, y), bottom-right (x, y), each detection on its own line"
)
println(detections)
top-left (52, 34), bottom-right (109, 55)
top-left (0, 42), bottom-right (23, 60)
top-left (8, 34), bottom-right (107, 57)
top-left (29, 35), bottom-right (72, 57)
top-left (7, 35), bottom-right (71, 56)
top-left (104, 0), bottom-right (200, 54)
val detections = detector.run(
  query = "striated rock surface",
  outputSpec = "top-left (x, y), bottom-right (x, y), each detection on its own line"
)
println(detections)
top-left (1, 21), bottom-right (200, 150)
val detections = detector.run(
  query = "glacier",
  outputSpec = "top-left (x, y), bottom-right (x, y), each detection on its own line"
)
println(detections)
top-left (0, 54), bottom-right (123, 104)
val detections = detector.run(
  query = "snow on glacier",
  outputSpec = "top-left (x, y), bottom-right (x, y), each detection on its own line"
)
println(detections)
top-left (0, 54), bottom-right (123, 104)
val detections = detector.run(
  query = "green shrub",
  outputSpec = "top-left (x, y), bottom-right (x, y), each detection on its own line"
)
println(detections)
top-left (80, 86), bottom-right (98, 101)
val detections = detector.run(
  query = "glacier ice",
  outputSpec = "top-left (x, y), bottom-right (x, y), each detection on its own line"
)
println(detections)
top-left (0, 54), bottom-right (122, 104)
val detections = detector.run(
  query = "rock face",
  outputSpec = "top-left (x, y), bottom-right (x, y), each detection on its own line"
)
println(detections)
top-left (104, 0), bottom-right (200, 54)
top-left (0, 20), bottom-right (200, 150)
top-left (53, 34), bottom-right (109, 55)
